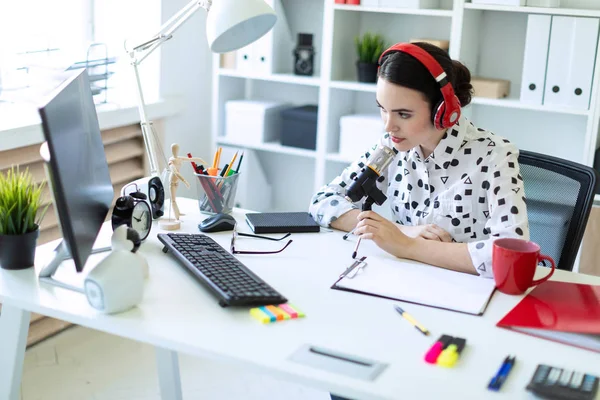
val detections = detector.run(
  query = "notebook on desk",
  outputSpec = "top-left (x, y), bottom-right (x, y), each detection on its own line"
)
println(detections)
top-left (332, 252), bottom-right (496, 316)
top-left (497, 281), bottom-right (600, 353)
top-left (245, 212), bottom-right (320, 234)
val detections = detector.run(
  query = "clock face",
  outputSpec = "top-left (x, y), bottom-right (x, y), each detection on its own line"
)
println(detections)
top-left (131, 201), bottom-right (152, 240)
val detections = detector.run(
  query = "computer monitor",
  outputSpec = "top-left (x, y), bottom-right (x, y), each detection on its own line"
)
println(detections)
top-left (37, 69), bottom-right (114, 289)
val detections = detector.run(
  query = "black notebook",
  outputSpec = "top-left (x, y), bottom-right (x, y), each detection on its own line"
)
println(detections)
top-left (245, 212), bottom-right (320, 234)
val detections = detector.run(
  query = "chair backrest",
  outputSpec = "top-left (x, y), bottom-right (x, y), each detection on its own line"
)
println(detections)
top-left (518, 150), bottom-right (599, 271)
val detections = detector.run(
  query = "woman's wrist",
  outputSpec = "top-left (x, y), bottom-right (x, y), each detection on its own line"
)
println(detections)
top-left (394, 233), bottom-right (418, 258)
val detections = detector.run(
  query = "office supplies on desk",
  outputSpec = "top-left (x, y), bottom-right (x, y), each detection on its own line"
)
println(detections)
top-left (250, 304), bottom-right (305, 323)
top-left (245, 212), bottom-right (320, 234)
top-left (157, 233), bottom-right (287, 307)
top-left (332, 249), bottom-right (496, 315)
top-left (526, 364), bottom-right (598, 400)
top-left (393, 304), bottom-right (429, 336)
top-left (424, 334), bottom-right (466, 367)
top-left (436, 337), bottom-right (466, 368)
top-left (488, 355), bottom-right (516, 391)
top-left (342, 227), bottom-right (355, 240)
top-left (496, 281), bottom-right (600, 353)
top-left (198, 213), bottom-right (236, 232)
top-left (352, 237), bottom-right (362, 259)
top-left (338, 257), bottom-right (367, 280)
top-left (424, 335), bottom-right (453, 364)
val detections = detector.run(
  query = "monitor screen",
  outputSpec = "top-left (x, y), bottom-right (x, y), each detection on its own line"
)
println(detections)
top-left (38, 69), bottom-right (114, 272)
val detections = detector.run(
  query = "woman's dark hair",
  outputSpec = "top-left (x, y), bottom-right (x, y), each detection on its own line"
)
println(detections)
top-left (378, 42), bottom-right (473, 115)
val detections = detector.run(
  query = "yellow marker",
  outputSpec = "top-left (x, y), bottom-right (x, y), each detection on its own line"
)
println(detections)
top-left (250, 308), bottom-right (272, 324)
top-left (437, 344), bottom-right (459, 367)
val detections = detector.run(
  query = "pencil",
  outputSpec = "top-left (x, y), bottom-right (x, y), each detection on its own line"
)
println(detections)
top-left (394, 305), bottom-right (430, 336)
top-left (223, 151), bottom-right (238, 177)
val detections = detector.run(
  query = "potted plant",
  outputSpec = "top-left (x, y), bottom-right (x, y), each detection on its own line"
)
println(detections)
top-left (0, 166), bottom-right (48, 270)
top-left (354, 32), bottom-right (386, 83)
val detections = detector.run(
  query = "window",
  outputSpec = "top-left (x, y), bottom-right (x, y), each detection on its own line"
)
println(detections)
top-left (0, 0), bottom-right (160, 106)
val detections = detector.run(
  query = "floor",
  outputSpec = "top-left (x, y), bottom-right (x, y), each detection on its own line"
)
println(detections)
top-left (21, 326), bottom-right (330, 400)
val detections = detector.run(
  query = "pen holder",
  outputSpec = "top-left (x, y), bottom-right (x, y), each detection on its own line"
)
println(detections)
top-left (194, 172), bottom-right (241, 215)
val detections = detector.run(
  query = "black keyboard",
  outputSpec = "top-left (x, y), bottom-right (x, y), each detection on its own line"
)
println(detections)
top-left (158, 233), bottom-right (287, 307)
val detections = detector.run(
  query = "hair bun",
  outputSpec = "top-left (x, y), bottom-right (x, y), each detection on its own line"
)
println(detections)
top-left (451, 60), bottom-right (473, 107)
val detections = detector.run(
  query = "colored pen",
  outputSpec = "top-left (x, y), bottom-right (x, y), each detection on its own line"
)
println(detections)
top-left (488, 355), bottom-right (516, 391)
top-left (352, 236), bottom-right (361, 259)
top-left (394, 304), bottom-right (430, 336)
top-left (234, 151), bottom-right (244, 173)
top-left (187, 153), bottom-right (201, 173)
top-left (343, 227), bottom-right (356, 240)
top-left (223, 151), bottom-right (238, 177)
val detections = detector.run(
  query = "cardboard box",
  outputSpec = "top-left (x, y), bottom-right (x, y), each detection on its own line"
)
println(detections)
top-left (471, 77), bottom-right (510, 99)
top-left (410, 38), bottom-right (450, 51)
top-left (219, 52), bottom-right (236, 69)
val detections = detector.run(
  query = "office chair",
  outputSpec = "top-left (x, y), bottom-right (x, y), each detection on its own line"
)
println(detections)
top-left (518, 150), bottom-right (599, 271)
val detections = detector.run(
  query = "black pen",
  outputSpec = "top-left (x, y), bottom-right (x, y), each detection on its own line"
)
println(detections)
top-left (352, 236), bottom-right (362, 259)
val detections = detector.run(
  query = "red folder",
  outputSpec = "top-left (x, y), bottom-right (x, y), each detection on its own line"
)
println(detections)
top-left (497, 281), bottom-right (600, 353)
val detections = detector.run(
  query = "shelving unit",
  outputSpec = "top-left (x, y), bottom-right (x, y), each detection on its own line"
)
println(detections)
top-left (211, 0), bottom-right (600, 214)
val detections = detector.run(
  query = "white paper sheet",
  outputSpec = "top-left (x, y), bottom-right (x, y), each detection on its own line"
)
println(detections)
top-left (334, 253), bottom-right (496, 315)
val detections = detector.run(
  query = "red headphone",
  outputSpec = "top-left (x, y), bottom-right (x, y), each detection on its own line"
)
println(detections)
top-left (378, 43), bottom-right (461, 130)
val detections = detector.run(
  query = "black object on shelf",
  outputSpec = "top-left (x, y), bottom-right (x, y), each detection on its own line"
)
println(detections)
top-left (294, 33), bottom-right (315, 76)
top-left (281, 105), bottom-right (318, 150)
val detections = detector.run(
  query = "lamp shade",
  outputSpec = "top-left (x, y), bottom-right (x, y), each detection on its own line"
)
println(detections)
top-left (206, 0), bottom-right (277, 53)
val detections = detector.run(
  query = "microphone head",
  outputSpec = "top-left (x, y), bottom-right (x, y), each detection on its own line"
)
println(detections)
top-left (345, 144), bottom-right (395, 203)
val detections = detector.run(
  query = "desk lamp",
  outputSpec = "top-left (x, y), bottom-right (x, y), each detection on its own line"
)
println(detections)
top-left (124, 0), bottom-right (277, 217)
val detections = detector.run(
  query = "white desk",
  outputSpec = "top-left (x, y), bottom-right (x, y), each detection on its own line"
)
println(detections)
top-left (1, 198), bottom-right (599, 400)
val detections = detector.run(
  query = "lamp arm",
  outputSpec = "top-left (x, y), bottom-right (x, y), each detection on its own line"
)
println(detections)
top-left (127, 0), bottom-right (211, 64)
top-left (125, 0), bottom-right (211, 178)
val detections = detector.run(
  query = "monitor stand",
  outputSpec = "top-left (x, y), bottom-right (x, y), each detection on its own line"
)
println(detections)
top-left (38, 240), bottom-right (111, 293)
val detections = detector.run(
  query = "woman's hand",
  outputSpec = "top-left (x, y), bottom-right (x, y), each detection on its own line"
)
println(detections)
top-left (355, 211), bottom-right (415, 258)
top-left (401, 224), bottom-right (453, 242)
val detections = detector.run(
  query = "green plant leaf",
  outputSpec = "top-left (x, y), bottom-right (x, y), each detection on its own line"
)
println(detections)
top-left (0, 166), bottom-right (46, 235)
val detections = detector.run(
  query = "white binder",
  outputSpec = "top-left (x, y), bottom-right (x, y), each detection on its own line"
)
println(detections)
top-left (567, 18), bottom-right (599, 109)
top-left (250, 0), bottom-right (293, 75)
top-left (235, 44), bottom-right (254, 73)
top-left (520, 15), bottom-right (551, 105)
top-left (544, 16), bottom-right (600, 110)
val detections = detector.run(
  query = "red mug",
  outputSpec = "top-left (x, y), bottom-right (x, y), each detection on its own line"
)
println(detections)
top-left (492, 238), bottom-right (555, 295)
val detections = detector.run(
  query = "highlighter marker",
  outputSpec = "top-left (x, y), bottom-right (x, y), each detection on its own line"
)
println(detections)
top-left (250, 307), bottom-right (272, 324)
top-left (265, 305), bottom-right (285, 321)
top-left (258, 306), bottom-right (277, 322)
top-left (278, 303), bottom-right (298, 318)
top-left (437, 337), bottom-right (466, 368)
top-left (425, 335), bottom-right (453, 364)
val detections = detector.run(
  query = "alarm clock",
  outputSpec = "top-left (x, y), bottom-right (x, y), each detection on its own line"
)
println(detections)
top-left (111, 191), bottom-right (152, 241)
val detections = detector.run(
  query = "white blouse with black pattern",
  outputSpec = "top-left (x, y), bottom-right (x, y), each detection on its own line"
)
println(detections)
top-left (308, 115), bottom-right (530, 278)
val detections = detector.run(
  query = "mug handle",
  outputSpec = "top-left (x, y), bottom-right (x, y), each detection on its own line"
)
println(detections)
top-left (531, 254), bottom-right (556, 286)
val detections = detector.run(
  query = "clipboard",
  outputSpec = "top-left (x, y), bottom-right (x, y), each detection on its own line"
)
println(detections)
top-left (331, 254), bottom-right (496, 316)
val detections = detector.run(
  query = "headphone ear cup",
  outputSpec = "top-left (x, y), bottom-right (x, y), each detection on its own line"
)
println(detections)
top-left (443, 94), bottom-right (462, 128)
top-left (433, 100), bottom-right (446, 130)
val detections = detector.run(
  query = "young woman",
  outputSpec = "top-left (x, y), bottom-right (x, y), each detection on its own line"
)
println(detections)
top-left (309, 42), bottom-right (529, 278)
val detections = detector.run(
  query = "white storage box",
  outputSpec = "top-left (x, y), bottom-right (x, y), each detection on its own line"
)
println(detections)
top-left (339, 114), bottom-right (385, 159)
top-left (225, 100), bottom-right (290, 144)
top-left (471, 0), bottom-right (526, 5)
top-left (379, 0), bottom-right (440, 8)
top-left (361, 0), bottom-right (380, 6)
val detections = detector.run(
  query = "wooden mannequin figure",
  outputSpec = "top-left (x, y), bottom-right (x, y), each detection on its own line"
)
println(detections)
top-left (158, 143), bottom-right (207, 231)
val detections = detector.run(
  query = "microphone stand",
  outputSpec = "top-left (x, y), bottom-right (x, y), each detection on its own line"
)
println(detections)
top-left (352, 190), bottom-right (383, 259)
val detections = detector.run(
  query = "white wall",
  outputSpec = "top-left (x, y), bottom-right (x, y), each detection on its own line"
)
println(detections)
top-left (160, 0), bottom-right (214, 189)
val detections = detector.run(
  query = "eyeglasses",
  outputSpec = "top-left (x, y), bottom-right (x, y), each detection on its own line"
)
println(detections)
top-left (230, 224), bottom-right (292, 255)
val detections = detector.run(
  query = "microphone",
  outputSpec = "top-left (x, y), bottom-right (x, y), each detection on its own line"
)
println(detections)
top-left (345, 144), bottom-right (395, 206)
